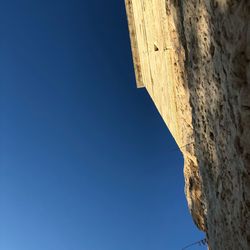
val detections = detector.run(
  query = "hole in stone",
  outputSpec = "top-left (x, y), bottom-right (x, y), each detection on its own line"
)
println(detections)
top-left (189, 177), bottom-right (194, 191)
top-left (210, 43), bottom-right (215, 57)
top-left (154, 44), bottom-right (159, 51)
top-left (210, 132), bottom-right (214, 141)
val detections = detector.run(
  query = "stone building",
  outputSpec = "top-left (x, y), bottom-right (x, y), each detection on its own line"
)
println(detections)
top-left (125, 0), bottom-right (250, 249)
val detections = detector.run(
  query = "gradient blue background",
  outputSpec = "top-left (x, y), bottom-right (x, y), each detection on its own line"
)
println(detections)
top-left (0, 0), bottom-right (205, 249)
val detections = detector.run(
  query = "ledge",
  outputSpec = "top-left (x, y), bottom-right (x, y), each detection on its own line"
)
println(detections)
top-left (125, 0), bottom-right (144, 88)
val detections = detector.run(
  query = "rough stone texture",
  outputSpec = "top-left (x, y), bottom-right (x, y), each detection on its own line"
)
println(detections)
top-left (125, 0), bottom-right (250, 249)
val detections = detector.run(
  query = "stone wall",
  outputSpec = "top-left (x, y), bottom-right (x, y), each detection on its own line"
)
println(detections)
top-left (125, 1), bottom-right (250, 249)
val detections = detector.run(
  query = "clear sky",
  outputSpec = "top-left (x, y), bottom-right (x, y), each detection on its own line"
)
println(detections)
top-left (0, 0), bottom-right (205, 249)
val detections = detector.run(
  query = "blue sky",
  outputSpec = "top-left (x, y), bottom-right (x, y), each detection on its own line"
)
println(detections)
top-left (0, 0), bottom-right (204, 249)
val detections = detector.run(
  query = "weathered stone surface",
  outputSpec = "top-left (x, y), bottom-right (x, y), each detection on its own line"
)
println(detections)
top-left (125, 0), bottom-right (250, 249)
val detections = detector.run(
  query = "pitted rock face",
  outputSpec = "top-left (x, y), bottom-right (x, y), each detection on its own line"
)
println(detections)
top-left (175, 1), bottom-right (250, 249)
top-left (125, 0), bottom-right (250, 249)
